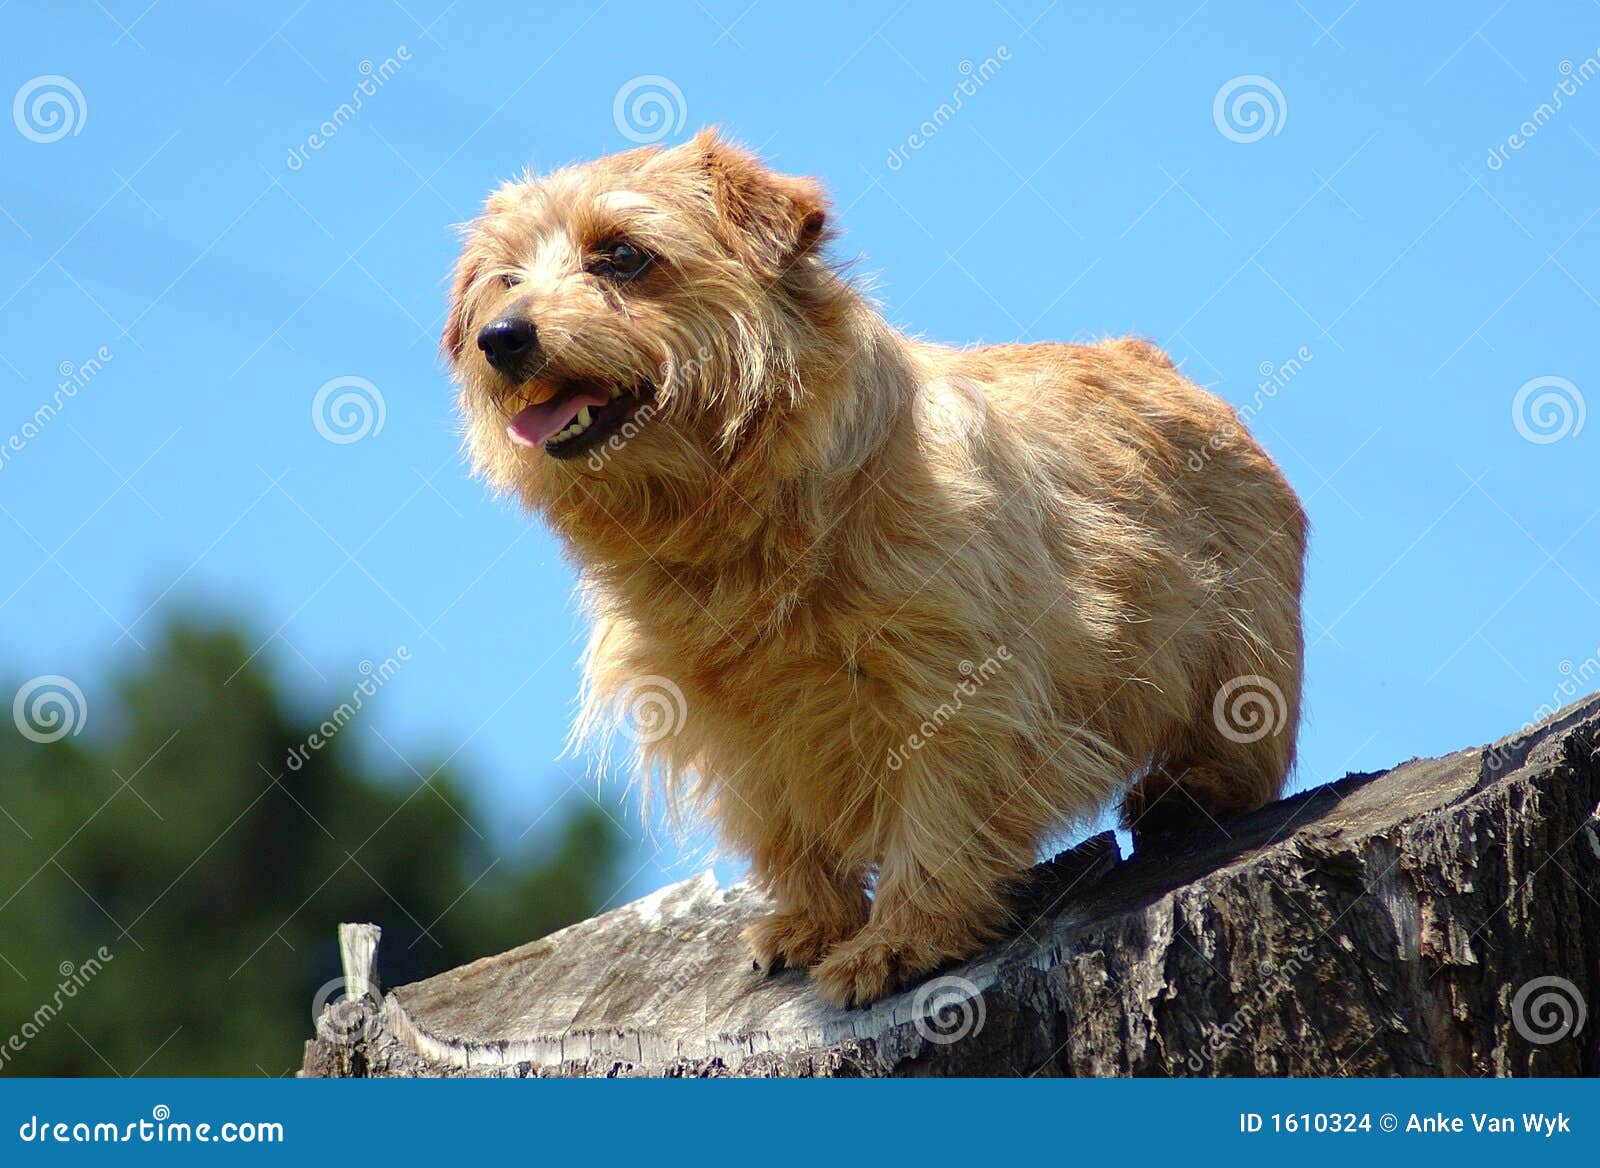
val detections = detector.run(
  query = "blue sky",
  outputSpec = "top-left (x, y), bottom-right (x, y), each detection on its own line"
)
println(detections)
top-left (3, 1), bottom-right (1598, 902)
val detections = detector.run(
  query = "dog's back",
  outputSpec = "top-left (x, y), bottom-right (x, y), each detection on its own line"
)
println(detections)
top-left (921, 335), bottom-right (1306, 833)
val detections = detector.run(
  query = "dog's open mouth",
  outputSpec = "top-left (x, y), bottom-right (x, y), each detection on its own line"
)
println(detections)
top-left (505, 379), bottom-right (651, 461)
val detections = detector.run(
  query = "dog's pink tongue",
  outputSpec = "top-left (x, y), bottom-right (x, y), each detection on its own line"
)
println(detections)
top-left (507, 387), bottom-right (612, 448)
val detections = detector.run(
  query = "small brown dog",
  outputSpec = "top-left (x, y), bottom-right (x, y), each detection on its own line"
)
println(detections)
top-left (445, 130), bottom-right (1306, 1006)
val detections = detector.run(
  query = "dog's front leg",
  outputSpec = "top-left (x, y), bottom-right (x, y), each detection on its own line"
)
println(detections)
top-left (740, 837), bottom-right (870, 974)
top-left (810, 741), bottom-right (1040, 1007)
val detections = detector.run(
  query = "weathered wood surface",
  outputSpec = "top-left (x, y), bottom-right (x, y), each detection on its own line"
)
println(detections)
top-left (302, 694), bottom-right (1600, 1077)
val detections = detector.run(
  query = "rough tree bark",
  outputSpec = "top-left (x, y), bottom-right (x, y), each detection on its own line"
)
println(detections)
top-left (302, 694), bottom-right (1600, 1077)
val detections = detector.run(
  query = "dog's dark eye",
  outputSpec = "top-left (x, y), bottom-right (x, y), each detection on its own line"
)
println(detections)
top-left (588, 241), bottom-right (653, 282)
top-left (499, 273), bottom-right (522, 290)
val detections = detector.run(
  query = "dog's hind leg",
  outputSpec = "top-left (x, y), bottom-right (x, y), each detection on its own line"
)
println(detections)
top-left (1121, 466), bottom-right (1307, 841)
top-left (1120, 650), bottom-right (1302, 840)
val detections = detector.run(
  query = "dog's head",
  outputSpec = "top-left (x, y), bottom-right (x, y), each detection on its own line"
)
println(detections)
top-left (445, 130), bottom-right (846, 521)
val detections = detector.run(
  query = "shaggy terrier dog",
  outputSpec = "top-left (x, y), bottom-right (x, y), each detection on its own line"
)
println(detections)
top-left (444, 130), bottom-right (1306, 1006)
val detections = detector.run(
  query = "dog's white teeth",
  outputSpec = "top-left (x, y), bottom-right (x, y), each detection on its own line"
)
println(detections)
top-left (550, 405), bottom-right (602, 446)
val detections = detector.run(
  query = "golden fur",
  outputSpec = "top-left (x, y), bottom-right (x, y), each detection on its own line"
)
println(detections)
top-left (445, 130), bottom-right (1307, 1006)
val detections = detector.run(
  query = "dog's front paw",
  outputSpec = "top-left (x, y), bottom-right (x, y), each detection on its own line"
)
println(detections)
top-left (810, 935), bottom-right (920, 1007)
top-left (741, 909), bottom-right (856, 974)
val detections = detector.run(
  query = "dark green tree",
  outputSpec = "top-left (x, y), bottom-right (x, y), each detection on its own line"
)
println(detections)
top-left (0, 618), bottom-right (625, 1076)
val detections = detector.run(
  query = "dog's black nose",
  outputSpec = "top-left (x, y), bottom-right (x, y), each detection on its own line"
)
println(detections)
top-left (477, 316), bottom-right (539, 372)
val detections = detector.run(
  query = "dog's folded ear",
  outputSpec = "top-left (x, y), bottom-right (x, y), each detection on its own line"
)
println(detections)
top-left (441, 243), bottom-right (483, 361)
top-left (690, 128), bottom-right (828, 277)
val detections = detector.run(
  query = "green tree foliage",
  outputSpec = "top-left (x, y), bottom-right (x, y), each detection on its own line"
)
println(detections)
top-left (0, 619), bottom-right (624, 1076)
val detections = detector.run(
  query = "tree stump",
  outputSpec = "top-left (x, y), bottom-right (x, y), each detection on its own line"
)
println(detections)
top-left (301, 694), bottom-right (1600, 1077)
